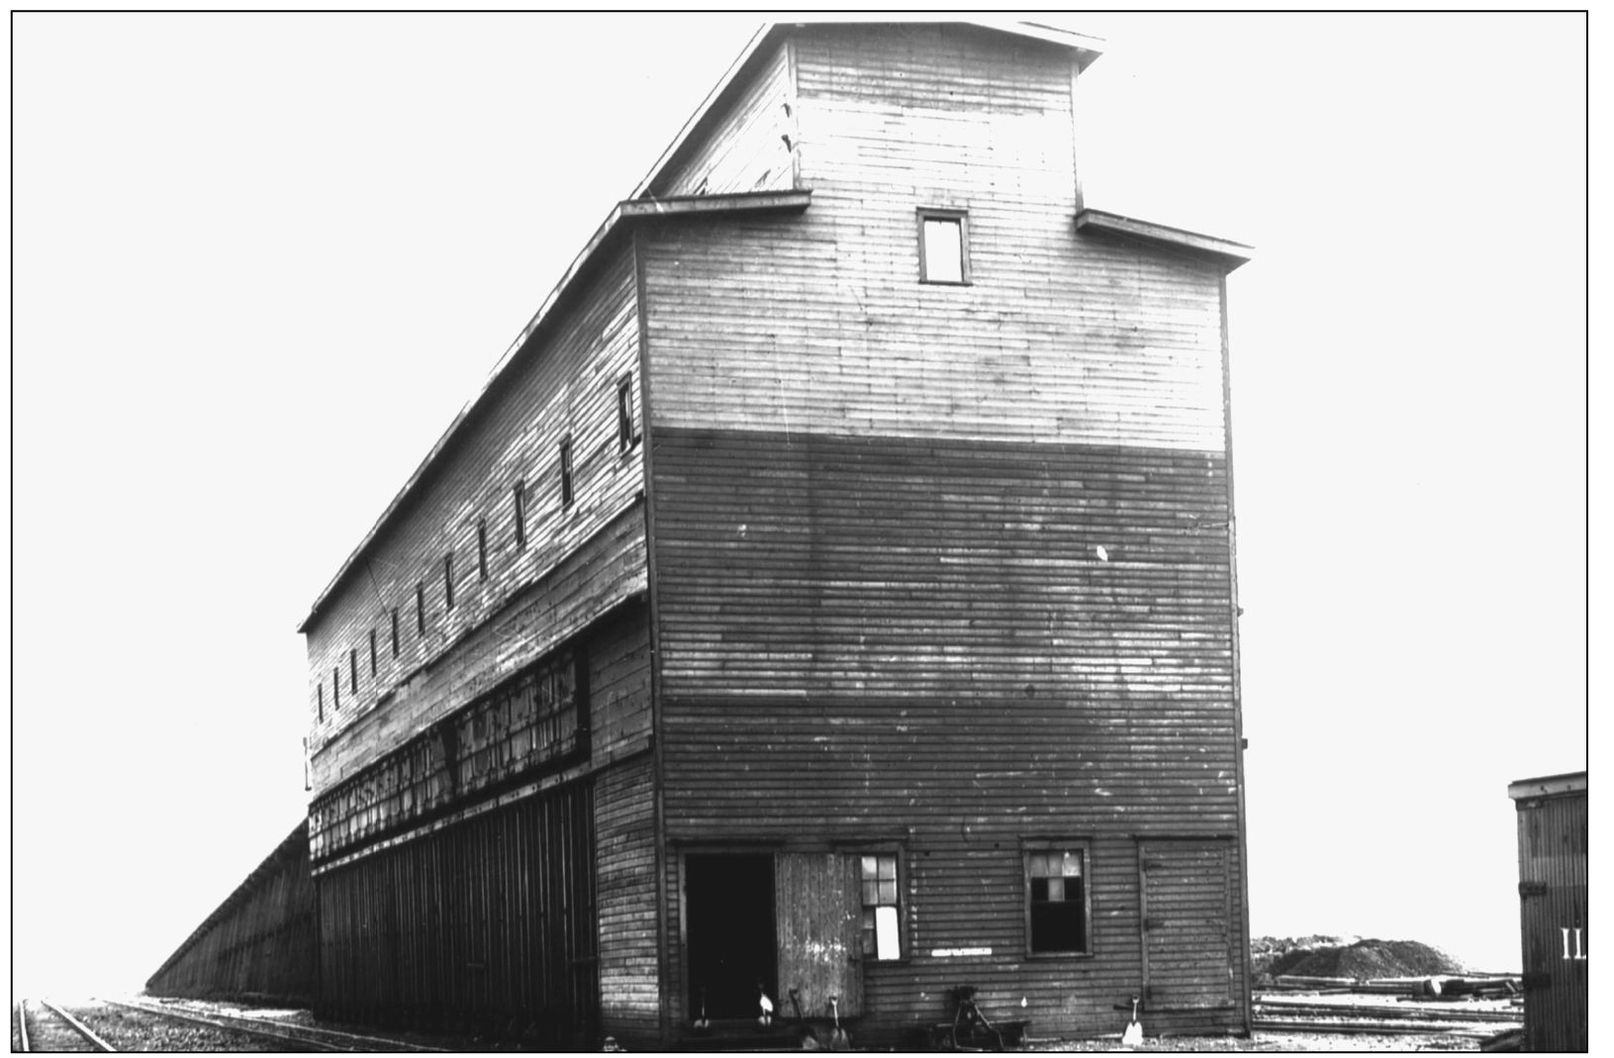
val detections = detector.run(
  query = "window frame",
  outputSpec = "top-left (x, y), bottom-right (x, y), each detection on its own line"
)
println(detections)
top-left (415, 582), bottom-right (426, 636)
top-left (917, 208), bottom-right (971, 285)
top-left (390, 608), bottom-right (400, 658)
top-left (858, 849), bottom-right (907, 963)
top-left (349, 648), bottom-right (358, 693)
top-left (1022, 840), bottom-right (1095, 958)
top-left (443, 551), bottom-right (455, 611)
top-left (477, 518), bottom-right (489, 581)
top-left (513, 480), bottom-right (528, 550)
top-left (616, 374), bottom-right (641, 454)
top-left (369, 629), bottom-right (378, 677)
top-left (558, 437), bottom-right (575, 509)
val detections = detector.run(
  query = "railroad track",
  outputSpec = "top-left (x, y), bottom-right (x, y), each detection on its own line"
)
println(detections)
top-left (102, 997), bottom-right (448, 1052)
top-left (16, 999), bottom-right (117, 1052)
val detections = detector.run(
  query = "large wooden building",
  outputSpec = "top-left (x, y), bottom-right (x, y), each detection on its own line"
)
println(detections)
top-left (297, 19), bottom-right (1252, 1047)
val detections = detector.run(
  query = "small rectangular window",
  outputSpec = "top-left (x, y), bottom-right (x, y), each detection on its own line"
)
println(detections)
top-left (559, 438), bottom-right (574, 508)
top-left (443, 552), bottom-right (455, 611)
top-left (390, 609), bottom-right (400, 657)
top-left (369, 629), bottom-right (377, 676)
top-left (860, 854), bottom-right (902, 960)
top-left (617, 375), bottom-right (640, 452)
top-left (513, 481), bottom-right (528, 550)
top-left (918, 209), bottom-right (969, 284)
top-left (1026, 847), bottom-right (1090, 955)
top-left (317, 683), bottom-right (324, 722)
top-left (332, 668), bottom-right (341, 712)
top-left (477, 519), bottom-right (489, 580)
top-left (416, 582), bottom-right (426, 636)
top-left (349, 649), bottom-right (358, 693)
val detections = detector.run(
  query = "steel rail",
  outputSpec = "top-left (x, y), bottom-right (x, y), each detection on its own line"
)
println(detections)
top-left (37, 999), bottom-right (118, 1052)
top-left (103, 998), bottom-right (446, 1053)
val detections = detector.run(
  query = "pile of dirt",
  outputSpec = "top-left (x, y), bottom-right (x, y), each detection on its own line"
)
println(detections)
top-left (1253, 936), bottom-right (1466, 981)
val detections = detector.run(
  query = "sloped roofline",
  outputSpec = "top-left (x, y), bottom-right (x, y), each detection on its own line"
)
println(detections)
top-left (630, 18), bottom-right (1104, 201)
top-left (298, 20), bottom-right (1105, 634)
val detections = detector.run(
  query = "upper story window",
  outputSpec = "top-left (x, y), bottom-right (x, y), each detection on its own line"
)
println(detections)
top-left (617, 375), bottom-right (641, 453)
top-left (918, 208), bottom-right (969, 284)
top-left (443, 552), bottom-right (455, 611)
top-left (390, 608), bottom-right (400, 657)
top-left (477, 519), bottom-right (489, 580)
top-left (513, 481), bottom-right (528, 550)
top-left (317, 683), bottom-right (324, 722)
top-left (559, 437), bottom-right (575, 508)
top-left (369, 629), bottom-right (377, 677)
top-left (416, 582), bottom-right (426, 636)
top-left (349, 648), bottom-right (358, 693)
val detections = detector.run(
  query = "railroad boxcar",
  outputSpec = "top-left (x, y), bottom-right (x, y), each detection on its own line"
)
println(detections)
top-left (297, 20), bottom-right (1252, 1048)
top-left (1509, 770), bottom-right (1587, 1052)
top-left (146, 821), bottom-right (317, 1006)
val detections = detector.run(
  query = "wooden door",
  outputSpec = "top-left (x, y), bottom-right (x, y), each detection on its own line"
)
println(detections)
top-left (775, 852), bottom-right (864, 1018)
top-left (1139, 841), bottom-right (1235, 1010)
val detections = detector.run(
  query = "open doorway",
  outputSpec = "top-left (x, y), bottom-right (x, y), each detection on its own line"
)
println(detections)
top-left (685, 853), bottom-right (777, 1021)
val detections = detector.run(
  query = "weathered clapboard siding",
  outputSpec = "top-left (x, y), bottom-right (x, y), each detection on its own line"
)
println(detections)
top-left (147, 822), bottom-right (317, 1006)
top-left (640, 26), bottom-right (1226, 455)
top-left (595, 755), bottom-right (661, 1046)
top-left (635, 23), bottom-right (1244, 1042)
top-left (649, 39), bottom-right (795, 198)
top-left (647, 430), bottom-right (1240, 1037)
top-left (304, 246), bottom-right (647, 792)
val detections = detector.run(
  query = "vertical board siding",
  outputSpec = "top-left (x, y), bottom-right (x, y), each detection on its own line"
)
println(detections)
top-left (653, 41), bottom-right (795, 198)
top-left (305, 246), bottom-right (646, 791)
top-left (1514, 788), bottom-right (1588, 1052)
top-left (316, 779), bottom-right (598, 1044)
top-left (146, 823), bottom-right (317, 1005)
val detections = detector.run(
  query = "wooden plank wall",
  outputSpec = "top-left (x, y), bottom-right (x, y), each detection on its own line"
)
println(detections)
top-left (637, 23), bottom-right (1244, 1041)
top-left (304, 245), bottom-right (647, 796)
top-left (315, 779), bottom-right (598, 1045)
top-left (651, 40), bottom-right (795, 198)
top-left (595, 755), bottom-right (660, 1046)
top-left (146, 823), bottom-right (317, 1006)
top-left (1515, 789), bottom-right (1588, 1052)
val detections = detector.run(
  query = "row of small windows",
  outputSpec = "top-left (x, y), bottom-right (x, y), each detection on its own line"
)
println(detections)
top-left (853, 844), bottom-right (1089, 961)
top-left (315, 374), bottom-right (641, 724)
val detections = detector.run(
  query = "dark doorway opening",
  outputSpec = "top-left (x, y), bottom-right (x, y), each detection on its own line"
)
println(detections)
top-left (686, 853), bottom-right (777, 1021)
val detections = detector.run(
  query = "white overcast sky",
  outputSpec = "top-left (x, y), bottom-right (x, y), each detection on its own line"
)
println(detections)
top-left (11, 11), bottom-right (1591, 997)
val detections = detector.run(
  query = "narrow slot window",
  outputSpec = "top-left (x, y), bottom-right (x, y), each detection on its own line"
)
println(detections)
top-left (477, 519), bottom-right (489, 581)
top-left (860, 853), bottom-right (902, 960)
top-left (918, 209), bottom-right (969, 284)
top-left (390, 609), bottom-right (400, 657)
top-left (369, 629), bottom-right (377, 677)
top-left (349, 649), bottom-right (358, 693)
top-left (559, 437), bottom-right (574, 508)
top-left (416, 582), bottom-right (426, 636)
top-left (616, 375), bottom-right (640, 452)
top-left (443, 552), bottom-right (456, 610)
top-left (333, 668), bottom-right (341, 711)
top-left (317, 684), bottom-right (324, 722)
top-left (513, 481), bottom-right (527, 550)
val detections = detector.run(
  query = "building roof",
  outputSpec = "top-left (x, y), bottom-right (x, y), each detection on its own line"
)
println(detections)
top-left (1508, 770), bottom-right (1587, 801)
top-left (1076, 209), bottom-right (1252, 270)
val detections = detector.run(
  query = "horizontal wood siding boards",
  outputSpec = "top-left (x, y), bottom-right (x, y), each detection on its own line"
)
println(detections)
top-left (587, 602), bottom-right (653, 761)
top-left (311, 507), bottom-right (648, 793)
top-left (305, 246), bottom-right (646, 784)
top-left (654, 429), bottom-right (1230, 703)
top-left (651, 428), bottom-right (1239, 1039)
top-left (640, 24), bottom-right (1224, 455)
top-left (595, 756), bottom-right (660, 1045)
top-left (656, 40), bottom-right (795, 198)
top-left (146, 824), bottom-right (318, 1005)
